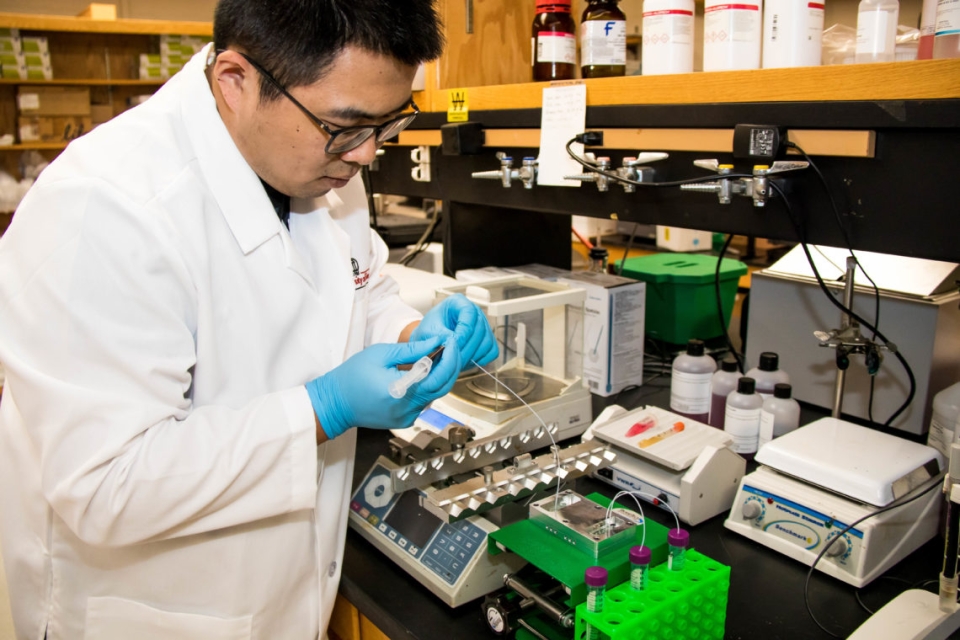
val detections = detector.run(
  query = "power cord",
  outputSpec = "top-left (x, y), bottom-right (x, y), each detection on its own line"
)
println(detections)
top-left (398, 199), bottom-right (441, 266)
top-left (715, 233), bottom-right (744, 373)
top-left (802, 478), bottom-right (942, 637)
top-left (768, 180), bottom-right (916, 428)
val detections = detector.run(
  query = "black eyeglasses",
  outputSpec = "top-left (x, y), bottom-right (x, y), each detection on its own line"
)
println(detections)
top-left (230, 51), bottom-right (420, 155)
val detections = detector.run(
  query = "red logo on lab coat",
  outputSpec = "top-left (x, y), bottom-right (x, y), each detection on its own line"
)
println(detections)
top-left (352, 258), bottom-right (370, 290)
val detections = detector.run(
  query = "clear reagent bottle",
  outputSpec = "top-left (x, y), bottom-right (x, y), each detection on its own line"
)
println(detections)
top-left (709, 357), bottom-right (743, 429)
top-left (670, 338), bottom-right (717, 422)
top-left (725, 377), bottom-right (763, 460)
top-left (629, 545), bottom-right (652, 590)
top-left (933, 0), bottom-right (960, 58)
top-left (758, 383), bottom-right (801, 448)
top-left (746, 351), bottom-right (790, 399)
top-left (855, 0), bottom-right (900, 63)
top-left (582, 0), bottom-right (628, 77)
top-left (668, 528), bottom-right (690, 571)
top-left (584, 566), bottom-right (608, 640)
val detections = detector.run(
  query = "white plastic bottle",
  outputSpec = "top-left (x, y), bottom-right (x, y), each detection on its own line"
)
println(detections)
top-left (855, 0), bottom-right (900, 63)
top-left (670, 339), bottom-right (717, 423)
top-left (709, 358), bottom-right (742, 429)
top-left (745, 352), bottom-right (790, 399)
top-left (758, 383), bottom-right (801, 448)
top-left (927, 381), bottom-right (960, 460)
top-left (725, 377), bottom-right (763, 460)
top-left (762, 0), bottom-right (825, 68)
top-left (933, 0), bottom-right (960, 59)
top-left (642, 0), bottom-right (696, 75)
top-left (703, 0), bottom-right (763, 71)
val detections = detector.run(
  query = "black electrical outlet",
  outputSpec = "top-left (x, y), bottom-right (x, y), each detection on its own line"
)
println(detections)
top-left (733, 124), bottom-right (787, 162)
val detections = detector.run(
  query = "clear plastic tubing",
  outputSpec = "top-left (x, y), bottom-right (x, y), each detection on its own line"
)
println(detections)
top-left (388, 355), bottom-right (434, 399)
top-left (584, 566), bottom-right (608, 640)
top-left (668, 528), bottom-right (690, 571)
top-left (630, 545), bottom-right (652, 591)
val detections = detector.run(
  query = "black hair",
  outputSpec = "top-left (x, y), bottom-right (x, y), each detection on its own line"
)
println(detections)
top-left (213, 0), bottom-right (444, 102)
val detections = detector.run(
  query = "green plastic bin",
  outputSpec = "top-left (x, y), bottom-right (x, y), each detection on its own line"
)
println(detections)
top-left (616, 253), bottom-right (747, 345)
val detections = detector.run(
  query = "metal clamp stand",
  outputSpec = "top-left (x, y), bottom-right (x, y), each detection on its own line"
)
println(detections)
top-left (812, 256), bottom-right (887, 418)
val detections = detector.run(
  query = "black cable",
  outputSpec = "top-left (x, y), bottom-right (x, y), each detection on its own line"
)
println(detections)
top-left (617, 222), bottom-right (640, 277)
top-left (854, 575), bottom-right (914, 615)
top-left (495, 324), bottom-right (543, 366)
top-left (362, 166), bottom-right (378, 229)
top-left (803, 477), bottom-right (943, 638)
top-left (868, 376), bottom-right (877, 425)
top-left (565, 138), bottom-right (756, 188)
top-left (768, 180), bottom-right (916, 428)
top-left (715, 233), bottom-right (744, 373)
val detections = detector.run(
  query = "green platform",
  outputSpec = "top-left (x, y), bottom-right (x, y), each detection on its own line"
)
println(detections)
top-left (489, 493), bottom-right (669, 607)
top-left (574, 549), bottom-right (731, 640)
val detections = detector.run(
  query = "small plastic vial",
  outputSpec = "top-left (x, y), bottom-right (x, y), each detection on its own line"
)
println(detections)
top-left (725, 377), bottom-right (763, 460)
top-left (670, 339), bottom-right (717, 422)
top-left (532, 0), bottom-right (578, 81)
top-left (588, 246), bottom-right (609, 273)
top-left (641, 0), bottom-right (695, 75)
top-left (703, 0), bottom-right (762, 71)
top-left (581, 0), bottom-right (628, 78)
top-left (629, 545), bottom-right (652, 590)
top-left (584, 566), bottom-right (608, 640)
top-left (758, 383), bottom-right (802, 448)
top-left (855, 0), bottom-right (900, 63)
top-left (762, 0), bottom-right (825, 68)
top-left (709, 357), bottom-right (742, 429)
top-left (745, 352), bottom-right (790, 399)
top-left (668, 528), bottom-right (690, 571)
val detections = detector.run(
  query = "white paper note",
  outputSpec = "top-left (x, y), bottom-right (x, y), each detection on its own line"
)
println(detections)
top-left (537, 84), bottom-right (587, 187)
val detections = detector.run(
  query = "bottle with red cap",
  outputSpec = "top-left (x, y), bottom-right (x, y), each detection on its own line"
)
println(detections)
top-left (532, 0), bottom-right (578, 81)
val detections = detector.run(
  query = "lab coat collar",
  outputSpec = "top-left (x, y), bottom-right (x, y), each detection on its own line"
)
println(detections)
top-left (179, 45), bottom-right (282, 256)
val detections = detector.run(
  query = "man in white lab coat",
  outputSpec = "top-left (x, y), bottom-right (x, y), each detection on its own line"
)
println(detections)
top-left (0, 1), bottom-right (497, 638)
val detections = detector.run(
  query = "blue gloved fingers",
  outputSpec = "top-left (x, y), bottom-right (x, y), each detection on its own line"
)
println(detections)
top-left (383, 335), bottom-right (446, 369)
top-left (472, 336), bottom-right (500, 368)
top-left (415, 336), bottom-right (461, 397)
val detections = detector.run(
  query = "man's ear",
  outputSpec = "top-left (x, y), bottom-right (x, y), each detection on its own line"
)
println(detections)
top-left (211, 49), bottom-right (254, 114)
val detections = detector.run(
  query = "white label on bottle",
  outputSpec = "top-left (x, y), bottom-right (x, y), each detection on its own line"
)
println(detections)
top-left (537, 32), bottom-right (578, 64)
top-left (725, 405), bottom-right (761, 453)
top-left (935, 0), bottom-right (960, 36)
top-left (670, 369), bottom-right (713, 414)
top-left (927, 414), bottom-right (955, 460)
top-left (759, 409), bottom-right (775, 448)
top-left (581, 20), bottom-right (627, 66)
top-left (17, 93), bottom-right (40, 110)
top-left (642, 7), bottom-right (695, 74)
top-left (856, 9), bottom-right (896, 56)
top-left (703, 1), bottom-right (762, 70)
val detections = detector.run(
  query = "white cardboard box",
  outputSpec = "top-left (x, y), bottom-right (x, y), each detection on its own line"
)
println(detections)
top-left (558, 271), bottom-right (646, 397)
top-left (656, 226), bottom-right (712, 252)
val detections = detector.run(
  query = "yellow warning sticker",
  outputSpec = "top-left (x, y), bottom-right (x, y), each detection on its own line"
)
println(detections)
top-left (447, 88), bottom-right (468, 122)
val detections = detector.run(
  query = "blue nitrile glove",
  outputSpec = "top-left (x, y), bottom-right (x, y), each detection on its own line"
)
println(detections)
top-left (410, 293), bottom-right (498, 370)
top-left (305, 336), bottom-right (460, 439)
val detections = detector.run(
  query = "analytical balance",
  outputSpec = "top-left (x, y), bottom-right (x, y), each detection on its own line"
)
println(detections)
top-left (390, 275), bottom-right (593, 444)
top-left (724, 418), bottom-right (944, 587)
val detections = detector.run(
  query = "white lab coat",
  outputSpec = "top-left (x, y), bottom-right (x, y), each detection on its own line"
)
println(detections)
top-left (0, 47), bottom-right (420, 640)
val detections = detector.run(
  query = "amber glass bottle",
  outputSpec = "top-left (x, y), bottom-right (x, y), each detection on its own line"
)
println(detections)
top-left (581, 0), bottom-right (627, 77)
top-left (532, 0), bottom-right (577, 81)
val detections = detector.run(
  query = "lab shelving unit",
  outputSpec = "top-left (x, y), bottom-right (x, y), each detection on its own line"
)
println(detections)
top-left (0, 12), bottom-right (211, 180)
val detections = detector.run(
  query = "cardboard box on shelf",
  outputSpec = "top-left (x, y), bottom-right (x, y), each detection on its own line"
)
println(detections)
top-left (19, 116), bottom-right (93, 143)
top-left (17, 87), bottom-right (91, 117)
top-left (77, 3), bottom-right (118, 20)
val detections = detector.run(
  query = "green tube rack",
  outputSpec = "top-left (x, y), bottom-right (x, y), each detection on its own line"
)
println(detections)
top-left (574, 550), bottom-right (730, 640)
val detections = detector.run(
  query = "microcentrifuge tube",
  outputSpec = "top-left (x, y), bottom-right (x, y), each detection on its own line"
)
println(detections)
top-left (668, 528), bottom-right (690, 571)
top-left (584, 566), bottom-right (608, 640)
top-left (388, 355), bottom-right (433, 399)
top-left (629, 545), bottom-right (651, 591)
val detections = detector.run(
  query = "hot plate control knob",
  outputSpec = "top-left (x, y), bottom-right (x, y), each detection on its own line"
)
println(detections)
top-left (742, 501), bottom-right (762, 520)
top-left (826, 537), bottom-right (848, 557)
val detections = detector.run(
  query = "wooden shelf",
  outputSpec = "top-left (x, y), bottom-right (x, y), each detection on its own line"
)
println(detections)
top-left (0, 143), bottom-right (69, 151)
top-left (0, 78), bottom-right (164, 86)
top-left (423, 58), bottom-right (960, 112)
top-left (0, 12), bottom-right (211, 36)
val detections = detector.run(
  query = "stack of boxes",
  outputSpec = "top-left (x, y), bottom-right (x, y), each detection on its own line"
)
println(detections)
top-left (17, 87), bottom-right (91, 143)
top-left (139, 35), bottom-right (210, 80)
top-left (0, 30), bottom-right (53, 80)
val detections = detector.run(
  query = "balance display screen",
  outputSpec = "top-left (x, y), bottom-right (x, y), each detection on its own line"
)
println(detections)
top-left (383, 490), bottom-right (443, 550)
